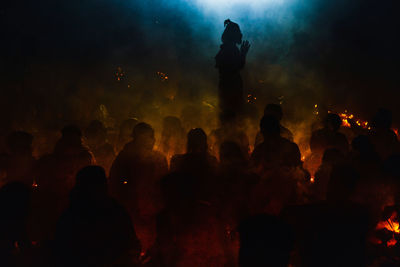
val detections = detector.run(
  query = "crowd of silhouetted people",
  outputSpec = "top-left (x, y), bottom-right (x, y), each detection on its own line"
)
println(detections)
top-left (1, 104), bottom-right (400, 266)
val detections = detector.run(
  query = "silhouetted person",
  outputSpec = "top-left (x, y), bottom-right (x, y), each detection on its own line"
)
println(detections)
top-left (311, 148), bottom-right (345, 201)
top-left (34, 125), bottom-right (94, 241)
top-left (54, 166), bottom-right (140, 267)
top-left (0, 182), bottom-right (32, 266)
top-left (255, 104), bottom-right (293, 147)
top-left (116, 118), bottom-right (139, 153)
top-left (310, 113), bottom-right (349, 160)
top-left (110, 122), bottom-right (167, 253)
top-left (36, 125), bottom-right (94, 195)
top-left (218, 141), bottom-right (258, 224)
top-left (170, 128), bottom-right (218, 199)
top-left (238, 214), bottom-right (294, 267)
top-left (216, 19), bottom-right (250, 123)
top-left (350, 135), bottom-right (381, 179)
top-left (282, 165), bottom-right (369, 267)
top-left (84, 120), bottom-right (115, 173)
top-left (310, 165), bottom-right (369, 267)
top-left (252, 116), bottom-right (301, 172)
top-left (368, 108), bottom-right (399, 160)
top-left (0, 131), bottom-right (36, 187)
top-left (251, 116), bottom-right (303, 214)
top-left (160, 116), bottom-right (185, 161)
top-left (156, 172), bottom-right (228, 267)
top-left (209, 116), bottom-right (250, 160)
top-left (383, 154), bottom-right (400, 205)
top-left (349, 135), bottom-right (390, 225)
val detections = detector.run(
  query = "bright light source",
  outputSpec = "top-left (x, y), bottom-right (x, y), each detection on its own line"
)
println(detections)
top-left (191, 0), bottom-right (285, 10)
top-left (186, 0), bottom-right (287, 19)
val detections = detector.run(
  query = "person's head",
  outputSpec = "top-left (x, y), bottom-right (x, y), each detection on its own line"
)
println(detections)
top-left (222, 19), bottom-right (243, 44)
top-left (264, 104), bottom-right (283, 122)
top-left (238, 214), bottom-right (294, 267)
top-left (187, 128), bottom-right (207, 154)
top-left (372, 108), bottom-right (392, 130)
top-left (72, 166), bottom-right (108, 203)
top-left (162, 116), bottom-right (183, 136)
top-left (132, 122), bottom-right (155, 150)
top-left (119, 118), bottom-right (139, 140)
top-left (6, 131), bottom-right (33, 155)
top-left (85, 120), bottom-right (107, 145)
top-left (219, 141), bottom-right (247, 167)
top-left (324, 113), bottom-right (342, 131)
top-left (260, 115), bottom-right (281, 138)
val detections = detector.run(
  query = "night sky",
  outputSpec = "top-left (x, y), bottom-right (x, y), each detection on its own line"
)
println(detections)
top-left (1, 0), bottom-right (399, 130)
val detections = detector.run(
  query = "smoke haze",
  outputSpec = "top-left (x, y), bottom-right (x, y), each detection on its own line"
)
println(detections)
top-left (1, 0), bottom-right (399, 137)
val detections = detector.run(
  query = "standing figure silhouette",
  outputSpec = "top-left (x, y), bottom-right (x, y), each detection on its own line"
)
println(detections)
top-left (216, 19), bottom-right (250, 124)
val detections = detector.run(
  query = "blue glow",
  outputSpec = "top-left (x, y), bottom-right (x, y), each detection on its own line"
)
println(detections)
top-left (187, 0), bottom-right (286, 15)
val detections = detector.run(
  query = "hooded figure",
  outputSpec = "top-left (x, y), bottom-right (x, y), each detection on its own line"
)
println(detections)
top-left (215, 19), bottom-right (250, 124)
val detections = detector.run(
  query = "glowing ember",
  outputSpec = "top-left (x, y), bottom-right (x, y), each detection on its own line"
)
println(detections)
top-left (336, 111), bottom-right (371, 129)
top-left (115, 66), bottom-right (125, 81)
top-left (327, 108), bottom-right (399, 137)
top-left (156, 71), bottom-right (169, 81)
top-left (314, 104), bottom-right (319, 115)
top-left (247, 94), bottom-right (257, 103)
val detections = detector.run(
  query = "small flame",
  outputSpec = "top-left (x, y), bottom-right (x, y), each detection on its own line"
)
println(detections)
top-left (377, 215), bottom-right (400, 234)
top-left (376, 211), bottom-right (400, 247)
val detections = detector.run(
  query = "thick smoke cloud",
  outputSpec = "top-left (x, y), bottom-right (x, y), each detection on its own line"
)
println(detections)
top-left (1, 0), bottom-right (399, 135)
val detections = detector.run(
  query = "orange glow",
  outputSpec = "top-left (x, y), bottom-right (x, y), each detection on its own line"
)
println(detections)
top-left (376, 211), bottom-right (400, 247)
top-left (387, 238), bottom-right (397, 247)
top-left (247, 94), bottom-right (256, 104)
top-left (327, 109), bottom-right (372, 130)
top-left (376, 212), bottom-right (400, 234)
top-left (156, 71), bottom-right (169, 81)
top-left (338, 112), bottom-right (355, 128)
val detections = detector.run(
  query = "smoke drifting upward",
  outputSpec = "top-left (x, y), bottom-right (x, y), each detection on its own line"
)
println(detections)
top-left (1, 0), bottom-right (399, 138)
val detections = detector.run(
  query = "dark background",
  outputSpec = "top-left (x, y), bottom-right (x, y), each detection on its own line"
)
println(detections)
top-left (1, 0), bottom-right (399, 131)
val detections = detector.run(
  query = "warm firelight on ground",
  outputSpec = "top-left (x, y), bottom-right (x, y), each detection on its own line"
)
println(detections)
top-left (376, 211), bottom-right (400, 247)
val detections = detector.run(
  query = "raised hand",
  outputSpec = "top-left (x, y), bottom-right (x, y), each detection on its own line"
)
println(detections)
top-left (240, 40), bottom-right (250, 55)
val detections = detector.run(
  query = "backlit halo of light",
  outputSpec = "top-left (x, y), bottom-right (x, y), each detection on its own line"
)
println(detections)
top-left (190, 0), bottom-right (285, 10)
